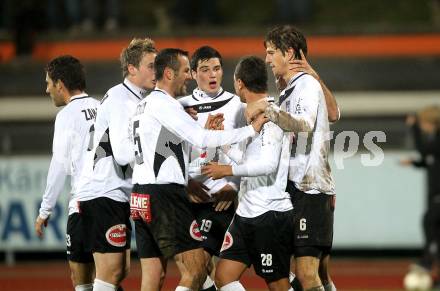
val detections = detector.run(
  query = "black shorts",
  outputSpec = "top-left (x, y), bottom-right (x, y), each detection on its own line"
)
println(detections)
top-left (66, 213), bottom-right (94, 263)
top-left (132, 183), bottom-right (202, 259)
top-left (79, 197), bottom-right (132, 253)
top-left (287, 181), bottom-right (335, 258)
top-left (220, 210), bottom-right (294, 283)
top-left (191, 202), bottom-right (235, 257)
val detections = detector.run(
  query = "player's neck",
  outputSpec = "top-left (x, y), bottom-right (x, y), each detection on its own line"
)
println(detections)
top-left (284, 71), bottom-right (303, 85)
top-left (156, 81), bottom-right (174, 98)
top-left (65, 89), bottom-right (83, 103)
top-left (245, 92), bottom-right (268, 104)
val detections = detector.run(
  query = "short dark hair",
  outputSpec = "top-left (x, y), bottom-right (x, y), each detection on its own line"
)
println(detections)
top-left (154, 48), bottom-right (189, 81)
top-left (45, 55), bottom-right (86, 92)
top-left (234, 56), bottom-right (268, 94)
top-left (264, 25), bottom-right (307, 59)
top-left (190, 46), bottom-right (223, 71)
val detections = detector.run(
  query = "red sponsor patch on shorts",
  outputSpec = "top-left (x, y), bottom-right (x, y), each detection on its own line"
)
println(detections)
top-left (220, 231), bottom-right (233, 252)
top-left (190, 220), bottom-right (203, 241)
top-left (130, 193), bottom-right (151, 222)
top-left (105, 224), bottom-right (127, 247)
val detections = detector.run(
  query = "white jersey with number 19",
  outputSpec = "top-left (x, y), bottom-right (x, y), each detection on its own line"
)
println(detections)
top-left (131, 88), bottom-right (257, 186)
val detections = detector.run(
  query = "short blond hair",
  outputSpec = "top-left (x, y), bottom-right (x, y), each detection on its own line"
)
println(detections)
top-left (120, 38), bottom-right (157, 78)
top-left (417, 105), bottom-right (440, 128)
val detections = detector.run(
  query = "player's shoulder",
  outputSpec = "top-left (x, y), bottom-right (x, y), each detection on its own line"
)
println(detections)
top-left (178, 94), bottom-right (193, 107)
top-left (100, 83), bottom-right (126, 105)
top-left (217, 90), bottom-right (238, 101)
top-left (146, 89), bottom-right (178, 110)
top-left (295, 73), bottom-right (321, 91)
top-left (217, 90), bottom-right (242, 108)
top-left (264, 119), bottom-right (284, 139)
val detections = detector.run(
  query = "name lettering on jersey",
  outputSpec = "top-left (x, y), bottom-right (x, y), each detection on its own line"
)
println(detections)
top-left (81, 108), bottom-right (97, 121)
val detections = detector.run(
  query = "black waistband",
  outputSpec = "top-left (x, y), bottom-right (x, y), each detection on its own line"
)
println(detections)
top-left (133, 183), bottom-right (185, 193)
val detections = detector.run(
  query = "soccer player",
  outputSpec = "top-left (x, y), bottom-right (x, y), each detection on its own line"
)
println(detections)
top-left (178, 45), bottom-right (245, 291)
top-left (35, 55), bottom-right (99, 291)
top-left (75, 38), bottom-right (157, 291)
top-left (262, 25), bottom-right (337, 291)
top-left (201, 55), bottom-right (294, 291)
top-left (129, 48), bottom-right (268, 291)
top-left (265, 47), bottom-right (339, 291)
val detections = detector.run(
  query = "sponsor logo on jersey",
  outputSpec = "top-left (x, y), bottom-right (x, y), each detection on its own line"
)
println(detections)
top-left (198, 105), bottom-right (212, 111)
top-left (106, 224), bottom-right (127, 247)
top-left (220, 231), bottom-right (233, 252)
top-left (189, 220), bottom-right (203, 241)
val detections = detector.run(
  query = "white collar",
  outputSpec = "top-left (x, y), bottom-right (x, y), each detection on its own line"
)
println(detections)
top-left (70, 92), bottom-right (88, 101)
top-left (192, 87), bottom-right (224, 100)
top-left (124, 78), bottom-right (148, 99)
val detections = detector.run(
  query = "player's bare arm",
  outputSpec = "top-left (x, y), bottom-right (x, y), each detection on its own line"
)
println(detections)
top-left (201, 162), bottom-right (233, 180)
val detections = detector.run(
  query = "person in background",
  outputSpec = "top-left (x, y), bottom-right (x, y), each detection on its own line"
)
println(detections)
top-left (401, 105), bottom-right (440, 285)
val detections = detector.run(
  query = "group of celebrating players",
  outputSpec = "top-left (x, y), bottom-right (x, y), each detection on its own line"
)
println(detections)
top-left (35, 25), bottom-right (340, 291)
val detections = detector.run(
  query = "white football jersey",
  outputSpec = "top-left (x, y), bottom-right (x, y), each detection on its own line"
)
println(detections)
top-left (278, 73), bottom-right (335, 195)
top-left (39, 94), bottom-right (99, 219)
top-left (225, 97), bottom-right (293, 218)
top-left (76, 79), bottom-right (146, 203)
top-left (131, 88), bottom-right (257, 186)
top-left (179, 88), bottom-right (246, 196)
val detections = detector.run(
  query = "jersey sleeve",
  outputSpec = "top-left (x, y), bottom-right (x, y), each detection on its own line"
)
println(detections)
top-left (107, 96), bottom-right (136, 166)
top-left (39, 113), bottom-right (71, 219)
top-left (150, 98), bottom-right (257, 148)
top-left (231, 122), bottom-right (284, 177)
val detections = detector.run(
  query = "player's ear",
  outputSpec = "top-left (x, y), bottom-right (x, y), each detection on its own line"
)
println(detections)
top-left (164, 67), bottom-right (174, 80)
top-left (191, 70), bottom-right (197, 80)
top-left (286, 47), bottom-right (295, 61)
top-left (127, 63), bottom-right (137, 76)
top-left (55, 79), bottom-right (65, 91)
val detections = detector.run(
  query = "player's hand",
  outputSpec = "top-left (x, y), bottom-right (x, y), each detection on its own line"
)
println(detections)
top-left (35, 215), bottom-right (49, 238)
top-left (212, 184), bottom-right (237, 211)
top-left (185, 107), bottom-right (198, 120)
top-left (289, 49), bottom-right (319, 81)
top-left (250, 112), bottom-right (269, 133)
top-left (201, 162), bottom-right (232, 180)
top-left (187, 179), bottom-right (211, 203)
top-left (245, 99), bottom-right (269, 123)
top-left (205, 113), bottom-right (224, 130)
